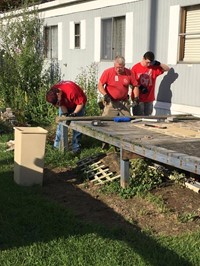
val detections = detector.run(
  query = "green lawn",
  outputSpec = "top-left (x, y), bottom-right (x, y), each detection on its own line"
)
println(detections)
top-left (0, 133), bottom-right (199, 266)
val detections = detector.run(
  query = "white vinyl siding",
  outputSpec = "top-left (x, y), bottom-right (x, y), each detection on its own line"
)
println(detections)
top-left (125, 12), bottom-right (133, 63)
top-left (80, 20), bottom-right (86, 49)
top-left (167, 5), bottom-right (180, 65)
top-left (94, 17), bottom-right (101, 62)
top-left (69, 21), bottom-right (75, 49)
top-left (58, 22), bottom-right (62, 60)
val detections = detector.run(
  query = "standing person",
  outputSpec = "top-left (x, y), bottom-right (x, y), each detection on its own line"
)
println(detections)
top-left (46, 80), bottom-right (87, 154)
top-left (131, 51), bottom-right (170, 116)
top-left (98, 55), bottom-right (139, 117)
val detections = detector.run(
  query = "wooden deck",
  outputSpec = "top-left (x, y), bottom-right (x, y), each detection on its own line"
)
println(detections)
top-left (61, 119), bottom-right (200, 187)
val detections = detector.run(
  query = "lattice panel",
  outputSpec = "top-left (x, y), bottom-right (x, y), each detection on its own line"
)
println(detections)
top-left (77, 154), bottom-right (120, 185)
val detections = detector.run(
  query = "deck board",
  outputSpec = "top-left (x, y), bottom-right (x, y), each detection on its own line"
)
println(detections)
top-left (67, 120), bottom-right (200, 175)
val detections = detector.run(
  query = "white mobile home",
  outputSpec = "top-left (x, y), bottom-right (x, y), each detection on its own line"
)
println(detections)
top-left (23, 0), bottom-right (200, 115)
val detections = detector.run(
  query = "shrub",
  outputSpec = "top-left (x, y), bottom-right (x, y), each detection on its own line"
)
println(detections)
top-left (75, 62), bottom-right (101, 116)
top-left (100, 158), bottom-right (164, 199)
top-left (0, 3), bottom-right (60, 125)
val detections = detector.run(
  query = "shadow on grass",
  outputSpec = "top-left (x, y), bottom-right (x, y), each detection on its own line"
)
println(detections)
top-left (0, 163), bottom-right (193, 266)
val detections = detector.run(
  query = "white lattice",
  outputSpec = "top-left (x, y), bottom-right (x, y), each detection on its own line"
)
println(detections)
top-left (77, 154), bottom-right (120, 185)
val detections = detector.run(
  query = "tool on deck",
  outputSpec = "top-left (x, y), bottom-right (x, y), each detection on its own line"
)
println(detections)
top-left (165, 116), bottom-right (179, 122)
top-left (144, 123), bottom-right (167, 129)
top-left (113, 117), bottom-right (131, 122)
top-left (131, 118), bottom-right (160, 123)
top-left (91, 120), bottom-right (106, 126)
top-left (131, 118), bottom-right (143, 123)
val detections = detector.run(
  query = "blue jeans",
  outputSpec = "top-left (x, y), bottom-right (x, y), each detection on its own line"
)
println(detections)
top-left (132, 102), bottom-right (153, 116)
top-left (54, 107), bottom-right (85, 152)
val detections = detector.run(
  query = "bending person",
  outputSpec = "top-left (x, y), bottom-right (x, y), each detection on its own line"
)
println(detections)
top-left (46, 80), bottom-right (87, 154)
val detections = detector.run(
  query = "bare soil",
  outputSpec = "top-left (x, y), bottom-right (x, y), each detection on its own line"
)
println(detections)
top-left (42, 153), bottom-right (200, 236)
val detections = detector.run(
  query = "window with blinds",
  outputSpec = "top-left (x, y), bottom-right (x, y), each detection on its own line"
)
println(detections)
top-left (101, 16), bottom-right (125, 60)
top-left (179, 5), bottom-right (200, 62)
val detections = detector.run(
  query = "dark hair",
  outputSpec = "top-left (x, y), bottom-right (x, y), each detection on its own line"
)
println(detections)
top-left (46, 87), bottom-right (59, 105)
top-left (143, 51), bottom-right (155, 62)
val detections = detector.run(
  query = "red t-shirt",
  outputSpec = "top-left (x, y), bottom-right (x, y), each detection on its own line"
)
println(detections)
top-left (100, 67), bottom-right (138, 101)
top-left (131, 63), bottom-right (163, 102)
top-left (52, 81), bottom-right (87, 110)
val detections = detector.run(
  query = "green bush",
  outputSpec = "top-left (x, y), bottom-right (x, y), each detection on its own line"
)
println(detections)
top-left (100, 158), bottom-right (164, 199)
top-left (75, 62), bottom-right (101, 116)
top-left (121, 158), bottom-right (164, 198)
top-left (0, 3), bottom-right (60, 125)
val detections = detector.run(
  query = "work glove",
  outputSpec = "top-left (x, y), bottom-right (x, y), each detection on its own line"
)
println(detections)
top-left (65, 112), bottom-right (76, 126)
top-left (104, 94), bottom-right (112, 104)
top-left (131, 96), bottom-right (139, 107)
top-left (139, 85), bottom-right (148, 94)
top-left (61, 112), bottom-right (69, 117)
top-left (151, 60), bottom-right (160, 66)
top-left (68, 112), bottom-right (77, 117)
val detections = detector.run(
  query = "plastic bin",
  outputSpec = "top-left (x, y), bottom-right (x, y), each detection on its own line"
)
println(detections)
top-left (14, 127), bottom-right (48, 186)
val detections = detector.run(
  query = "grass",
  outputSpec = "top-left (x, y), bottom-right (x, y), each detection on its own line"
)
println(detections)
top-left (0, 130), bottom-right (200, 266)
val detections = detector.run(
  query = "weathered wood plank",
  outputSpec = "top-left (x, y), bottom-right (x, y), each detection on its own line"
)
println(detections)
top-left (56, 113), bottom-right (197, 123)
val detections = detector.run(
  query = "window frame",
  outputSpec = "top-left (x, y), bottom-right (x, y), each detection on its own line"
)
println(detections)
top-left (101, 16), bottom-right (125, 61)
top-left (179, 4), bottom-right (200, 63)
top-left (74, 22), bottom-right (81, 49)
top-left (44, 25), bottom-right (58, 60)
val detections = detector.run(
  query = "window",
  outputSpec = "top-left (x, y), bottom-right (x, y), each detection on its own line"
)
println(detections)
top-left (44, 25), bottom-right (58, 59)
top-left (179, 5), bottom-right (200, 62)
top-left (70, 20), bottom-right (85, 50)
top-left (75, 23), bottom-right (80, 48)
top-left (101, 16), bottom-right (125, 60)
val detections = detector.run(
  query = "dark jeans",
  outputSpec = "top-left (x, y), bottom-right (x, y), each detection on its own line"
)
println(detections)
top-left (54, 107), bottom-right (85, 152)
top-left (132, 102), bottom-right (153, 116)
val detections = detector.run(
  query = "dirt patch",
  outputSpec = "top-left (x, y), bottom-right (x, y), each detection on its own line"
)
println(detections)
top-left (42, 153), bottom-right (200, 236)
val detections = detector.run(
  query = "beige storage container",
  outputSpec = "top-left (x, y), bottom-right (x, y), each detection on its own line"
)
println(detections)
top-left (14, 127), bottom-right (48, 186)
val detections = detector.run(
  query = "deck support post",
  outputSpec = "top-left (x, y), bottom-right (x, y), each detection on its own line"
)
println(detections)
top-left (60, 123), bottom-right (69, 151)
top-left (120, 147), bottom-right (130, 188)
top-left (120, 149), bottom-right (144, 188)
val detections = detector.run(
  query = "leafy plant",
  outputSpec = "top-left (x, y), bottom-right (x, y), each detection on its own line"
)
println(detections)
top-left (75, 62), bottom-right (101, 116)
top-left (168, 170), bottom-right (186, 185)
top-left (100, 180), bottom-right (121, 195)
top-left (118, 158), bottom-right (164, 198)
top-left (99, 159), bottom-right (164, 199)
top-left (0, 3), bottom-right (60, 125)
top-left (0, 120), bottom-right (13, 134)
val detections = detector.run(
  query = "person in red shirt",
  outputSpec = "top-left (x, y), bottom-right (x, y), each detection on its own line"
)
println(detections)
top-left (98, 55), bottom-right (139, 116)
top-left (131, 51), bottom-right (170, 116)
top-left (46, 80), bottom-right (87, 153)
